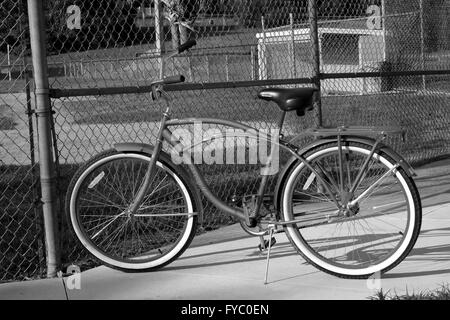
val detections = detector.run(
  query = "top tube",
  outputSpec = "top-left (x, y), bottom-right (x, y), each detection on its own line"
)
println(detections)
top-left (165, 118), bottom-right (260, 132)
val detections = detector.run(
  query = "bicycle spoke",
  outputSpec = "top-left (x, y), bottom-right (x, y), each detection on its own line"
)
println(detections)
top-left (91, 211), bottom-right (128, 240)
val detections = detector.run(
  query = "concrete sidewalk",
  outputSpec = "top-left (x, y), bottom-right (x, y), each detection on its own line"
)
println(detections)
top-left (0, 201), bottom-right (449, 300)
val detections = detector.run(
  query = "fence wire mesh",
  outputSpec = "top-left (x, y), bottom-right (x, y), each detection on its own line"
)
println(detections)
top-left (0, 0), bottom-right (449, 280)
top-left (315, 0), bottom-right (450, 163)
top-left (0, 0), bottom-right (45, 282)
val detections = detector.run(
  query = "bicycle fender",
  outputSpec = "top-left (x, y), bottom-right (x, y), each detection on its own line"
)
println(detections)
top-left (273, 136), bottom-right (416, 213)
top-left (114, 143), bottom-right (204, 224)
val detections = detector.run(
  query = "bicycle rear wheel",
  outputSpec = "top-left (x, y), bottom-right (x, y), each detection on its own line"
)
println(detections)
top-left (280, 141), bottom-right (421, 278)
top-left (65, 149), bottom-right (199, 271)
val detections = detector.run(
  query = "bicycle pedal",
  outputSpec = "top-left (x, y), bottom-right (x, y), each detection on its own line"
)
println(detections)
top-left (258, 237), bottom-right (276, 252)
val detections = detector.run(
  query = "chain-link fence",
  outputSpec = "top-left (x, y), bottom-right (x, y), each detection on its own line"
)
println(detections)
top-left (316, 0), bottom-right (450, 163)
top-left (0, 0), bottom-right (45, 281)
top-left (1, 0), bottom-right (449, 281)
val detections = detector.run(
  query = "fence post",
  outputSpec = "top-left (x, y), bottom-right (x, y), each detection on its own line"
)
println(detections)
top-left (26, 0), bottom-right (60, 278)
top-left (260, 16), bottom-right (267, 80)
top-left (419, 0), bottom-right (426, 91)
top-left (225, 55), bottom-right (229, 81)
top-left (155, 0), bottom-right (164, 79)
top-left (7, 44), bottom-right (12, 81)
top-left (171, 23), bottom-right (180, 50)
top-left (290, 13), bottom-right (297, 79)
top-left (250, 46), bottom-right (256, 81)
top-left (308, 0), bottom-right (322, 128)
top-left (381, 0), bottom-right (387, 61)
top-left (206, 56), bottom-right (210, 81)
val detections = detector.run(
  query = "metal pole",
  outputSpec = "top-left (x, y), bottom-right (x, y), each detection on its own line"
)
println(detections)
top-left (155, 0), bottom-right (164, 79)
top-left (251, 46), bottom-right (256, 80)
top-left (308, 0), bottom-right (322, 128)
top-left (206, 56), bottom-right (210, 81)
top-left (225, 55), bottom-right (229, 81)
top-left (7, 44), bottom-right (11, 81)
top-left (260, 16), bottom-right (267, 80)
top-left (168, 0), bottom-right (179, 50)
top-left (19, 2), bottom-right (46, 275)
top-left (382, 0), bottom-right (387, 61)
top-left (171, 24), bottom-right (180, 50)
top-left (419, 0), bottom-right (426, 91)
top-left (26, 0), bottom-right (60, 278)
top-left (178, 0), bottom-right (188, 45)
top-left (179, 26), bottom-right (188, 44)
top-left (290, 13), bottom-right (297, 78)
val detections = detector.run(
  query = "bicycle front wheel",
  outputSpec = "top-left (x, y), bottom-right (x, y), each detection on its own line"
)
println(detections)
top-left (65, 149), bottom-right (199, 272)
top-left (280, 141), bottom-right (421, 278)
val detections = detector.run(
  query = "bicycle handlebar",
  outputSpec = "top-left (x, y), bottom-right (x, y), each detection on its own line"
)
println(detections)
top-left (152, 40), bottom-right (195, 92)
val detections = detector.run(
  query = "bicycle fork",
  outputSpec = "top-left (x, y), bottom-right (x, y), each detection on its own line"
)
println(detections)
top-left (128, 108), bottom-right (170, 215)
top-left (337, 131), bottom-right (387, 211)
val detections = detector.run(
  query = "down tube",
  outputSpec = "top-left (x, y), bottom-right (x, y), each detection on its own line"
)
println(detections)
top-left (162, 128), bottom-right (247, 221)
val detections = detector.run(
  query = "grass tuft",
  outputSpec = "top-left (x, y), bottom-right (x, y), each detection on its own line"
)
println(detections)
top-left (370, 284), bottom-right (450, 300)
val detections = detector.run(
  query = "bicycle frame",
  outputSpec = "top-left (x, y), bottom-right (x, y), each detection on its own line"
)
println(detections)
top-left (126, 103), bottom-right (408, 227)
top-left (161, 117), bottom-right (342, 222)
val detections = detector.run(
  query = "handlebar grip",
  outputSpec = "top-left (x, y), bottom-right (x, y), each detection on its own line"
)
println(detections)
top-left (163, 75), bottom-right (185, 85)
top-left (178, 40), bottom-right (197, 53)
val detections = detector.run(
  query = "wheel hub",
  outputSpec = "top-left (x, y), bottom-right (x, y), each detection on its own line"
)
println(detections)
top-left (344, 203), bottom-right (360, 217)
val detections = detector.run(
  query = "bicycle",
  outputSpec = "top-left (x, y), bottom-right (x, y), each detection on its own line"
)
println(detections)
top-left (65, 40), bottom-right (422, 281)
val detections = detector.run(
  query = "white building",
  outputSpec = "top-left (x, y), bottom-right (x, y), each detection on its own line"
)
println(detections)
top-left (256, 19), bottom-right (387, 94)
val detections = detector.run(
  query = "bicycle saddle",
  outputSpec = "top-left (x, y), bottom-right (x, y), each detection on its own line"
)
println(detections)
top-left (258, 87), bottom-right (317, 116)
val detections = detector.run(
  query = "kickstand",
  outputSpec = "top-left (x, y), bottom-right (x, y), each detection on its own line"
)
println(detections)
top-left (264, 224), bottom-right (275, 285)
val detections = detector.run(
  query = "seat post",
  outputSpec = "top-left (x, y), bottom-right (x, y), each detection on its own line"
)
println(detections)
top-left (278, 111), bottom-right (287, 132)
